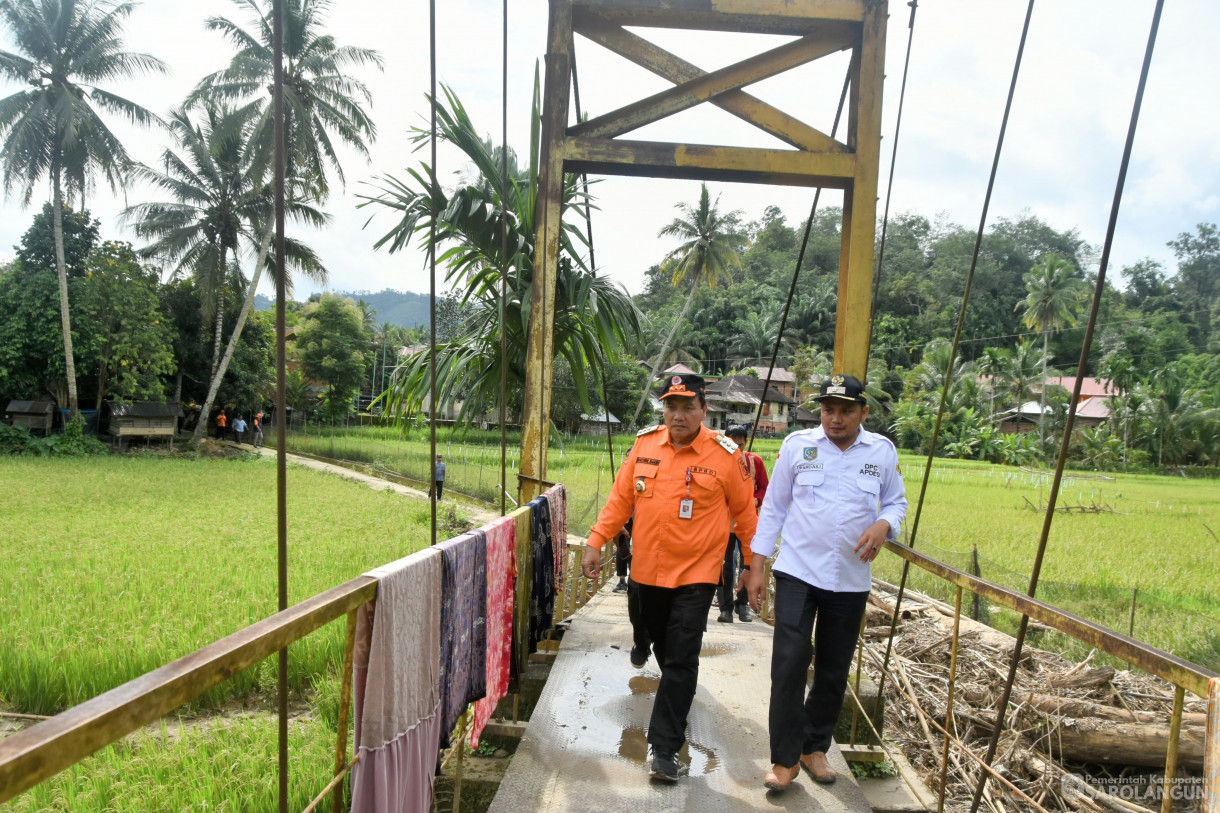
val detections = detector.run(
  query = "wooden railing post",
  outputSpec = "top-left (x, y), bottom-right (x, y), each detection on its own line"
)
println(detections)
top-left (937, 586), bottom-right (964, 813)
top-left (332, 608), bottom-right (359, 813)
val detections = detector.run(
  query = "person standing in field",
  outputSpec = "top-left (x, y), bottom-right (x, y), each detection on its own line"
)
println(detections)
top-left (718, 424), bottom-right (768, 623)
top-left (215, 409), bottom-right (227, 441)
top-left (745, 374), bottom-right (907, 790)
top-left (232, 415), bottom-right (247, 445)
top-left (433, 454), bottom-right (446, 500)
top-left (582, 373), bottom-right (758, 783)
top-left (252, 411), bottom-right (264, 449)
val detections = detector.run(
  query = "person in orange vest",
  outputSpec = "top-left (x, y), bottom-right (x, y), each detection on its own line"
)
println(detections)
top-left (215, 409), bottom-right (227, 440)
top-left (582, 373), bottom-right (758, 783)
top-left (252, 411), bottom-right (264, 449)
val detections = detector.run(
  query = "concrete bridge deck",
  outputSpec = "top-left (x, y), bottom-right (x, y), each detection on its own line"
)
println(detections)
top-left (488, 585), bottom-right (874, 812)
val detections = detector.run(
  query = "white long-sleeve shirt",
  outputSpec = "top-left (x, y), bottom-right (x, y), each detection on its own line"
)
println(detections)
top-left (753, 426), bottom-right (908, 593)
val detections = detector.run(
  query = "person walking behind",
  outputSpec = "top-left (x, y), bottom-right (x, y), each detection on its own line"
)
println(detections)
top-left (612, 518), bottom-right (633, 593)
top-left (582, 374), bottom-right (758, 783)
top-left (232, 415), bottom-right (247, 445)
top-left (718, 425), bottom-right (768, 623)
top-left (215, 409), bottom-right (227, 441)
top-left (252, 411), bottom-right (264, 449)
top-left (744, 374), bottom-right (907, 791)
top-left (433, 454), bottom-right (446, 500)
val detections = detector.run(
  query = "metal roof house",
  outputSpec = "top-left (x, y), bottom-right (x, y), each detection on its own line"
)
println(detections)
top-left (100, 401), bottom-right (182, 448)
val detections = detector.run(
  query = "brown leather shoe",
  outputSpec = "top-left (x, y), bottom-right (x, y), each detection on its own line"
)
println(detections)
top-left (800, 751), bottom-right (837, 784)
top-left (764, 762), bottom-right (800, 792)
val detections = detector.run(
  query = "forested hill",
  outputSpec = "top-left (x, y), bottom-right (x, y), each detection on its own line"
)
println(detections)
top-left (255, 289), bottom-right (431, 328)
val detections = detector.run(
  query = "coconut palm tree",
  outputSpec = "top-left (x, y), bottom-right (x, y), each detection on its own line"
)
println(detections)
top-left (1017, 254), bottom-right (1085, 444)
top-left (188, 0), bottom-right (382, 199)
top-left (629, 183), bottom-right (743, 427)
top-left (0, 0), bottom-right (166, 416)
top-left (728, 307), bottom-right (781, 368)
top-left (359, 84), bottom-right (641, 424)
top-left (122, 104), bottom-right (328, 441)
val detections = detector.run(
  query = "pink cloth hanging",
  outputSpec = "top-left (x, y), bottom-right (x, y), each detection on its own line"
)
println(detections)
top-left (543, 484), bottom-right (567, 598)
top-left (469, 514), bottom-right (517, 748)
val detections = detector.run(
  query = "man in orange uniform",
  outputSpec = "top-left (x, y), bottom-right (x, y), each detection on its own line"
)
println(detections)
top-left (583, 373), bottom-right (758, 782)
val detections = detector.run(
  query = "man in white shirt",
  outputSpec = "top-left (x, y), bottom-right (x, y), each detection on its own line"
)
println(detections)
top-left (744, 373), bottom-right (907, 791)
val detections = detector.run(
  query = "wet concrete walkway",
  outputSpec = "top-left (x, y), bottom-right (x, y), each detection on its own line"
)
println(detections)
top-left (488, 585), bottom-right (872, 813)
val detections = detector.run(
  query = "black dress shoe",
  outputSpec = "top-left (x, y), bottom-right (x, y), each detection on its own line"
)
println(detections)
top-left (613, 579), bottom-right (628, 593)
top-left (630, 644), bottom-right (649, 668)
top-left (737, 605), bottom-right (753, 623)
top-left (649, 749), bottom-right (679, 782)
top-left (717, 609), bottom-right (734, 623)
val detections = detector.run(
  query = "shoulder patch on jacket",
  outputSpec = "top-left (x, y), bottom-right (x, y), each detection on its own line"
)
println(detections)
top-left (637, 424), bottom-right (662, 437)
top-left (714, 433), bottom-right (738, 454)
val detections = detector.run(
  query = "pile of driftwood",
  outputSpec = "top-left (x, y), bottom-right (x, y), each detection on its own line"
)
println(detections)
top-left (861, 580), bottom-right (1207, 813)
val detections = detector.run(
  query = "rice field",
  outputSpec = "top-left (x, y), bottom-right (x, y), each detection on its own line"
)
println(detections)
top-left (0, 454), bottom-right (438, 716)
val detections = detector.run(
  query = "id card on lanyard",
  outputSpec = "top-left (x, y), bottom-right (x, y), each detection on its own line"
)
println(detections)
top-left (679, 467), bottom-right (694, 519)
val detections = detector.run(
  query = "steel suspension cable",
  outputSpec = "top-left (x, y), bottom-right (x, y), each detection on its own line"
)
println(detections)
top-left (499, 0), bottom-right (509, 516)
top-left (746, 69), bottom-right (850, 452)
top-left (570, 56), bottom-right (616, 476)
top-left (429, 0), bottom-right (438, 545)
top-left (270, 0), bottom-right (288, 810)
top-left (867, 0), bottom-right (920, 353)
top-left (969, 3), bottom-right (1164, 810)
top-left (879, 0), bottom-right (1036, 718)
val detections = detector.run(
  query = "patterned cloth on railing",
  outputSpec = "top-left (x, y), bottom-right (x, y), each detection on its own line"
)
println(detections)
top-left (470, 514), bottom-right (517, 748)
top-left (512, 506), bottom-right (533, 682)
top-left (543, 484), bottom-right (567, 599)
top-left (527, 496), bottom-right (555, 653)
top-left (437, 530), bottom-right (487, 748)
top-left (352, 547), bottom-right (444, 813)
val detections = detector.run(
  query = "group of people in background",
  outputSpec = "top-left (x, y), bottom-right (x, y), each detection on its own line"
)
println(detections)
top-left (211, 408), bottom-right (264, 448)
top-left (586, 371), bottom-right (907, 791)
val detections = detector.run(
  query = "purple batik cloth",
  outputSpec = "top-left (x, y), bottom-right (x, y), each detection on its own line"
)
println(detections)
top-left (437, 530), bottom-right (488, 747)
top-left (351, 547), bottom-right (443, 813)
top-left (527, 497), bottom-right (555, 653)
top-left (470, 515), bottom-right (516, 748)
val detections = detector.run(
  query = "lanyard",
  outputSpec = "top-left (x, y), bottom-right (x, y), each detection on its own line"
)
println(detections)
top-left (685, 467), bottom-right (691, 496)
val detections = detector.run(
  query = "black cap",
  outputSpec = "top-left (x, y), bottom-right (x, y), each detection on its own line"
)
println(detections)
top-left (725, 424), bottom-right (748, 440)
top-left (658, 373), bottom-right (706, 399)
top-left (813, 373), bottom-right (867, 404)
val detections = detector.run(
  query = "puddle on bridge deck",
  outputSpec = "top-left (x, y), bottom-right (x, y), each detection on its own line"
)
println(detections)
top-left (699, 640), bottom-right (738, 657)
top-left (615, 726), bottom-right (721, 776)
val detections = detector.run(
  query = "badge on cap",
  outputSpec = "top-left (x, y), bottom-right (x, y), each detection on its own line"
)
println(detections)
top-left (803, 447), bottom-right (818, 461)
top-left (671, 375), bottom-right (681, 385)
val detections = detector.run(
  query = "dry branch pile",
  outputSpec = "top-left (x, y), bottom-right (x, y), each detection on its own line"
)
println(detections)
top-left (860, 581), bottom-right (1207, 813)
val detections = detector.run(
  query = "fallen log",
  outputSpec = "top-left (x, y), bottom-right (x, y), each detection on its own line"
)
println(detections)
top-left (1025, 692), bottom-right (1207, 727)
top-left (1034, 718), bottom-right (1205, 770)
top-left (1047, 667), bottom-right (1115, 690)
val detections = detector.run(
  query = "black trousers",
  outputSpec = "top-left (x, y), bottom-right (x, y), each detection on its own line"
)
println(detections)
top-left (615, 535), bottom-right (631, 578)
top-left (434, 480), bottom-right (444, 500)
top-left (769, 572), bottom-right (868, 766)
top-left (718, 534), bottom-right (748, 610)
top-left (632, 581), bottom-right (716, 754)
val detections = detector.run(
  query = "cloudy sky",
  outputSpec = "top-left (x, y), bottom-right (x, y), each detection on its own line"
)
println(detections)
top-left (2, 0), bottom-right (1217, 304)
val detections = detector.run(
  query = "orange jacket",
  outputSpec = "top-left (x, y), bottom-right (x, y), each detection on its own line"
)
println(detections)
top-left (588, 424), bottom-right (757, 588)
top-left (217, 413), bottom-right (227, 428)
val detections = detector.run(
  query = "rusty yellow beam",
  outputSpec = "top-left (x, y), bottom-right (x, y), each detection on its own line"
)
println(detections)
top-left (520, 0), bottom-right (573, 505)
top-left (570, 29), bottom-right (848, 141)
top-left (883, 540), bottom-right (1217, 698)
top-left (573, 0), bottom-right (865, 34)
top-left (565, 137), bottom-right (855, 187)
top-left (574, 10), bottom-right (847, 153)
top-left (833, 1), bottom-right (885, 379)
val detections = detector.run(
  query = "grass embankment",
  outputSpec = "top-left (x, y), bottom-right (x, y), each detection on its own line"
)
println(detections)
top-left (280, 426), bottom-right (1220, 668)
